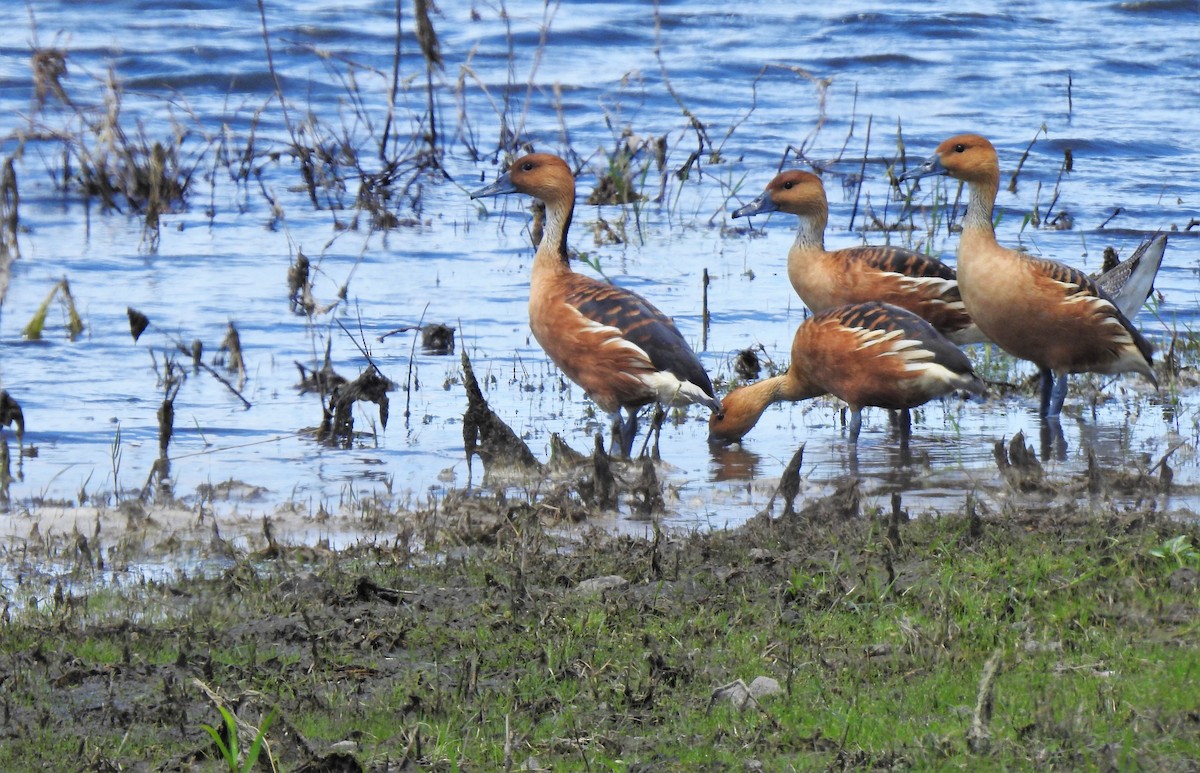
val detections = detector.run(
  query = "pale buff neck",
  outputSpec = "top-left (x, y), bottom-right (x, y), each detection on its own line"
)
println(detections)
top-left (961, 171), bottom-right (999, 237)
top-left (531, 192), bottom-right (575, 279)
top-left (955, 172), bottom-right (1001, 276)
top-left (790, 210), bottom-right (827, 254)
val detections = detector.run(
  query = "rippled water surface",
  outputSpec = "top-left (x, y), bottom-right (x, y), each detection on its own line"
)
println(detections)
top-left (1, 0), bottom-right (1198, 532)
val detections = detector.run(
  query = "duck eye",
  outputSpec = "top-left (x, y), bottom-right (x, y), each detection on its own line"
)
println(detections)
top-left (783, 181), bottom-right (794, 190)
top-left (521, 161), bottom-right (535, 171)
top-left (954, 144), bottom-right (966, 153)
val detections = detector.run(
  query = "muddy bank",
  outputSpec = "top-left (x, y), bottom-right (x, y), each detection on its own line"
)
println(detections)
top-left (0, 471), bottom-right (1197, 770)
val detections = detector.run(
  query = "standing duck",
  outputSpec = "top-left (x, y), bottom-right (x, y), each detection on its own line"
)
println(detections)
top-left (732, 170), bottom-right (983, 344)
top-left (708, 302), bottom-right (986, 446)
top-left (732, 169), bottom-right (1163, 344)
top-left (899, 134), bottom-right (1156, 418)
top-left (471, 153), bottom-right (721, 456)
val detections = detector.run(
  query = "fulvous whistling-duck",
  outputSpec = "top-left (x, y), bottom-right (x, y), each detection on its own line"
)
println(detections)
top-left (470, 153), bottom-right (721, 457)
top-left (708, 302), bottom-right (986, 446)
top-left (731, 170), bottom-right (1162, 345)
top-left (732, 170), bottom-right (984, 344)
top-left (900, 134), bottom-right (1156, 419)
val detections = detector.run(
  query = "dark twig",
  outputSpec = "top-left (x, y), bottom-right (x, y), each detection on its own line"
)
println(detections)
top-left (1007, 124), bottom-right (1047, 194)
top-left (848, 114), bottom-right (872, 232)
top-left (173, 341), bottom-right (252, 409)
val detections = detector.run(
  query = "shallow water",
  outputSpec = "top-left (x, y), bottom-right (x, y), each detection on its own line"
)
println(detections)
top-left (0, 0), bottom-right (1198, 535)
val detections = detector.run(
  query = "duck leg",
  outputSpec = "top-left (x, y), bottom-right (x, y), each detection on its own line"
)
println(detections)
top-left (848, 407), bottom-right (863, 445)
top-left (897, 407), bottom-right (912, 458)
top-left (1037, 368), bottom-right (1057, 418)
top-left (1046, 371), bottom-right (1070, 418)
top-left (611, 408), bottom-right (639, 458)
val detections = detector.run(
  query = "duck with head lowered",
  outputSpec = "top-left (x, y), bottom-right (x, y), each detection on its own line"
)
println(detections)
top-left (708, 301), bottom-right (987, 448)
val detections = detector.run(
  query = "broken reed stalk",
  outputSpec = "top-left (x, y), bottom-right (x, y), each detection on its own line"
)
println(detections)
top-left (0, 436), bottom-right (10, 505)
top-left (1039, 150), bottom-right (1071, 227)
top-left (0, 156), bottom-right (16, 307)
top-left (1098, 208), bottom-right (1123, 229)
top-left (413, 0), bottom-right (443, 153)
top-left (653, 2), bottom-right (713, 167)
top-left (142, 359), bottom-right (184, 500)
top-left (460, 348), bottom-right (541, 477)
top-left (256, 0), bottom-right (320, 207)
top-left (22, 277), bottom-right (84, 340)
top-left (847, 114), bottom-right (872, 232)
top-left (833, 84), bottom-right (859, 164)
top-left (219, 323), bottom-right (247, 391)
top-left (777, 443), bottom-right (805, 518)
top-left (173, 341), bottom-right (252, 409)
top-left (1007, 123), bottom-right (1047, 194)
top-left (31, 47), bottom-right (70, 110)
top-left (1, 156), bottom-right (18, 259)
top-left (379, 0), bottom-right (403, 163)
top-left (403, 304), bottom-right (432, 424)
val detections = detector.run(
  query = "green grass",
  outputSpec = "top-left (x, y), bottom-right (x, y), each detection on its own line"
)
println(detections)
top-left (0, 502), bottom-right (1196, 770)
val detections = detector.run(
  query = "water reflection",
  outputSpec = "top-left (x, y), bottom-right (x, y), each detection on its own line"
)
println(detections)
top-left (0, 0), bottom-right (1196, 530)
top-left (1040, 418), bottom-right (1068, 462)
top-left (709, 443), bottom-right (763, 482)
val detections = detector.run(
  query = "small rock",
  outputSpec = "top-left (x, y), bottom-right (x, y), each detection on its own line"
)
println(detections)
top-left (1023, 639), bottom-right (1063, 653)
top-left (574, 575), bottom-right (628, 596)
top-left (1168, 566), bottom-right (1199, 592)
top-left (712, 676), bottom-right (781, 710)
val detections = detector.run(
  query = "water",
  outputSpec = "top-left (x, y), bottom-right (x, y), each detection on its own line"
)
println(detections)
top-left (1, 0), bottom-right (1198, 537)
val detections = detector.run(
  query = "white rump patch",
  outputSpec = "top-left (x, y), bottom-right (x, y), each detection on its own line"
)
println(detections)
top-left (640, 371), bottom-right (714, 408)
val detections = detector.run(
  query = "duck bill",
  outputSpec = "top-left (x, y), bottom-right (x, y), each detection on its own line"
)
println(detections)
top-left (731, 190), bottom-right (778, 218)
top-left (469, 173), bottom-right (517, 199)
top-left (898, 153), bottom-right (948, 182)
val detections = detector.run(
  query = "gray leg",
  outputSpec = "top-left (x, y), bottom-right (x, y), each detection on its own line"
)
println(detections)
top-left (1047, 372), bottom-right (1070, 418)
top-left (610, 410), bottom-right (638, 458)
top-left (616, 409), bottom-right (638, 458)
top-left (848, 408), bottom-right (863, 445)
top-left (1038, 368), bottom-right (1054, 417)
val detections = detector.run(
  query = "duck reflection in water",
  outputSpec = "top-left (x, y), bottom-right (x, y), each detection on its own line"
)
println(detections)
top-left (709, 442), bottom-right (762, 482)
top-left (1040, 416), bottom-right (1067, 462)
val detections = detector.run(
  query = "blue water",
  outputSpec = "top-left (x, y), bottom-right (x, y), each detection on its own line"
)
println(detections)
top-left (0, 0), bottom-right (1197, 537)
